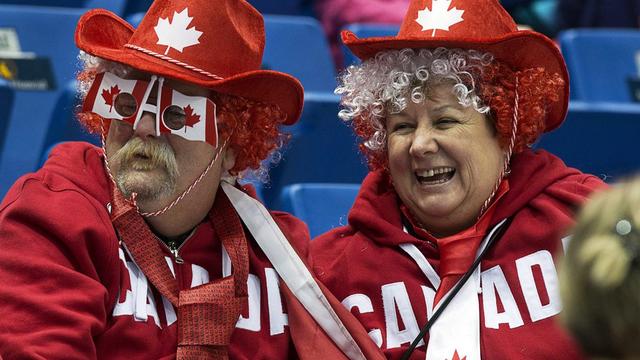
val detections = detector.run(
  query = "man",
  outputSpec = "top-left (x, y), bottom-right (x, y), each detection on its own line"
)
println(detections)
top-left (0, 0), bottom-right (382, 358)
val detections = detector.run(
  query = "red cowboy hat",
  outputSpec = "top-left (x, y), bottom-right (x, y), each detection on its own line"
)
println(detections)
top-left (75, 0), bottom-right (303, 124)
top-left (342, 0), bottom-right (569, 132)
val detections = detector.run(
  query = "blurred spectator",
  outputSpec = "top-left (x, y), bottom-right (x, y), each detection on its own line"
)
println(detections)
top-left (557, 0), bottom-right (640, 30)
top-left (316, 0), bottom-right (557, 69)
top-left (315, 0), bottom-right (409, 68)
top-left (560, 178), bottom-right (640, 359)
top-left (503, 0), bottom-right (558, 36)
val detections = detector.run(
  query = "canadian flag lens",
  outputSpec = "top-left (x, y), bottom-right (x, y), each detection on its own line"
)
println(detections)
top-left (162, 105), bottom-right (186, 130)
top-left (114, 92), bottom-right (138, 117)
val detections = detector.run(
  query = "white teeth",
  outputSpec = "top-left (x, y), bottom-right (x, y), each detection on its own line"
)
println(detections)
top-left (416, 167), bottom-right (454, 178)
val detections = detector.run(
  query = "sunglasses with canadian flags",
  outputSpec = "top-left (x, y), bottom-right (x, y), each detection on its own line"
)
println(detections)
top-left (83, 71), bottom-right (218, 147)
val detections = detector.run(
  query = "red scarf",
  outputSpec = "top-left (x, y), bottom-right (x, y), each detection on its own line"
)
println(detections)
top-left (402, 180), bottom-right (509, 304)
top-left (110, 186), bottom-right (249, 359)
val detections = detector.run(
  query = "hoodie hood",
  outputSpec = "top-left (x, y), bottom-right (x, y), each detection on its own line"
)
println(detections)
top-left (39, 142), bottom-right (112, 206)
top-left (347, 149), bottom-right (602, 248)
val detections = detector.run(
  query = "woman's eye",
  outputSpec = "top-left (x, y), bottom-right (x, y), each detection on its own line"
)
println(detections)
top-left (436, 118), bottom-right (458, 127)
top-left (392, 122), bottom-right (413, 132)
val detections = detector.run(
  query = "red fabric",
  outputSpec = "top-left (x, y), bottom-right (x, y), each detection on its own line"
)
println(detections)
top-left (402, 181), bottom-right (508, 304)
top-left (75, 0), bottom-right (303, 124)
top-left (110, 186), bottom-right (251, 358)
top-left (284, 279), bottom-right (386, 360)
top-left (110, 187), bottom-right (181, 305)
top-left (341, 0), bottom-right (569, 133)
top-left (312, 149), bottom-right (606, 359)
top-left (0, 142), bottom-right (317, 359)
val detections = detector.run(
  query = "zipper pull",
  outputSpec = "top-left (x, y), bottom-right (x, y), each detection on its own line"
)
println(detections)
top-left (167, 240), bottom-right (185, 264)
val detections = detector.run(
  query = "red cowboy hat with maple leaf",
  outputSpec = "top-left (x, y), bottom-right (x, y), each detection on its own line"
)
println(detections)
top-left (75, 0), bottom-right (303, 124)
top-left (342, 0), bottom-right (569, 132)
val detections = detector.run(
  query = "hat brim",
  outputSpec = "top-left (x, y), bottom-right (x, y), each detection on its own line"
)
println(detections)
top-left (76, 9), bottom-right (303, 125)
top-left (342, 30), bottom-right (569, 132)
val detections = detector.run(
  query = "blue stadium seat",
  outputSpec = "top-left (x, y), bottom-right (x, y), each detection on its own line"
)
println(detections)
top-left (122, 0), bottom-right (313, 19)
top-left (341, 23), bottom-right (399, 66)
top-left (248, 0), bottom-right (313, 16)
top-left (277, 183), bottom-right (360, 237)
top-left (39, 80), bottom-right (100, 166)
top-left (263, 92), bottom-right (368, 207)
top-left (0, 83), bottom-right (15, 155)
top-left (263, 15), bottom-right (336, 93)
top-left (535, 101), bottom-right (640, 181)
top-left (0, 0), bottom-right (126, 14)
top-left (559, 29), bottom-right (640, 102)
top-left (0, 5), bottom-right (84, 197)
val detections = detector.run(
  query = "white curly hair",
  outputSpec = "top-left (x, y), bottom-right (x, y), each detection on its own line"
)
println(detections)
top-left (77, 51), bottom-right (132, 99)
top-left (336, 47), bottom-right (494, 152)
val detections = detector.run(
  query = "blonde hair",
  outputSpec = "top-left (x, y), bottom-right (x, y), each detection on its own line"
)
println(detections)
top-left (560, 178), bottom-right (640, 359)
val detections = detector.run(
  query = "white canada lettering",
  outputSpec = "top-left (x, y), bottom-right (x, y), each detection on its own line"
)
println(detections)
top-left (113, 248), bottom-right (161, 327)
top-left (236, 274), bottom-right (261, 331)
top-left (515, 250), bottom-right (562, 322)
top-left (481, 265), bottom-right (524, 329)
top-left (382, 282), bottom-right (424, 349)
top-left (339, 251), bottom-right (565, 350)
top-left (342, 293), bottom-right (383, 347)
top-left (113, 248), bottom-right (288, 335)
top-left (190, 263), bottom-right (210, 287)
top-left (265, 268), bottom-right (289, 335)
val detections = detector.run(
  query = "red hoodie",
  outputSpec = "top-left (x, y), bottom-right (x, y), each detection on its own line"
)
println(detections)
top-left (0, 142), bottom-right (384, 360)
top-left (311, 149), bottom-right (606, 360)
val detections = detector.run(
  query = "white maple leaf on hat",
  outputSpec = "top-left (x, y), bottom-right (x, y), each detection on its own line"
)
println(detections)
top-left (154, 8), bottom-right (203, 55)
top-left (416, 0), bottom-right (464, 37)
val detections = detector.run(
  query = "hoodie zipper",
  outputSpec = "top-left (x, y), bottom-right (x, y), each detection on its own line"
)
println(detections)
top-left (158, 228), bottom-right (197, 265)
top-left (164, 240), bottom-right (185, 264)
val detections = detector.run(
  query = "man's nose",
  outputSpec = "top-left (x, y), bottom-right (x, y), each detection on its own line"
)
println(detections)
top-left (133, 112), bottom-right (159, 138)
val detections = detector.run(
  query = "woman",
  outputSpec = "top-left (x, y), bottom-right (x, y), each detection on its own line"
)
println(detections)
top-left (311, 0), bottom-right (606, 358)
top-left (560, 178), bottom-right (640, 359)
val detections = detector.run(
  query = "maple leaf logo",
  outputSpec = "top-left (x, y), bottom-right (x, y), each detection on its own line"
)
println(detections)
top-left (101, 85), bottom-right (121, 113)
top-left (416, 0), bottom-right (464, 37)
top-left (183, 105), bottom-right (201, 131)
top-left (154, 8), bottom-right (203, 55)
top-left (448, 349), bottom-right (467, 360)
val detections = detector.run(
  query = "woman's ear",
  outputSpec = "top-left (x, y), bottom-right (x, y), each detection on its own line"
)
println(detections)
top-left (222, 146), bottom-right (237, 172)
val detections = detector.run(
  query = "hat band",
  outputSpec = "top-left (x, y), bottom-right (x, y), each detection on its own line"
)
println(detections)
top-left (124, 44), bottom-right (224, 80)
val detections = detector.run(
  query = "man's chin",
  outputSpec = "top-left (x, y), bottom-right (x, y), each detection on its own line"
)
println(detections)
top-left (116, 172), bottom-right (176, 203)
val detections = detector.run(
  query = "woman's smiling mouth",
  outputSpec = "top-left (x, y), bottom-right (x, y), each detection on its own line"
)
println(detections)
top-left (415, 167), bottom-right (456, 185)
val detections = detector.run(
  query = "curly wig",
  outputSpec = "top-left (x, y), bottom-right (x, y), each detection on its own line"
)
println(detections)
top-left (336, 48), bottom-right (565, 170)
top-left (75, 53), bottom-right (288, 179)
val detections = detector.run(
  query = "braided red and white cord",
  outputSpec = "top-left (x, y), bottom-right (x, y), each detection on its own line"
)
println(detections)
top-left (479, 76), bottom-right (519, 216)
top-left (101, 120), bottom-right (232, 218)
top-left (137, 137), bottom-right (230, 217)
top-left (124, 44), bottom-right (224, 80)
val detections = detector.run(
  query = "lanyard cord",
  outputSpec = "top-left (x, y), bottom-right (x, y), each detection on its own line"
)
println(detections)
top-left (399, 216), bottom-right (513, 360)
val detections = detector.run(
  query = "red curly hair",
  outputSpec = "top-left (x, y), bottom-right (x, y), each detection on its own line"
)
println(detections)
top-left (76, 68), bottom-right (288, 175)
top-left (350, 59), bottom-right (565, 171)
